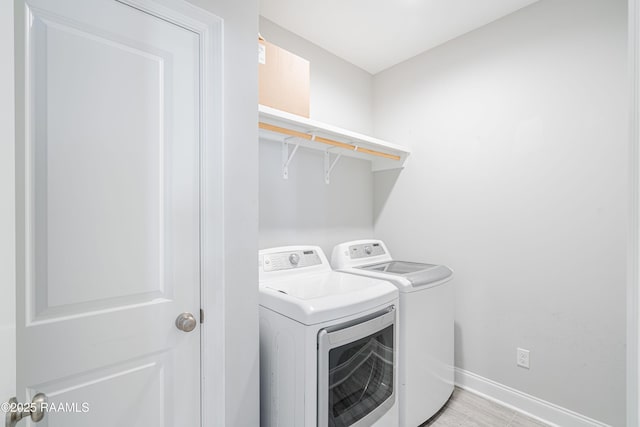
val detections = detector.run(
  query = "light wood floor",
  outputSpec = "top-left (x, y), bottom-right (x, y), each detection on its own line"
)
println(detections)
top-left (421, 387), bottom-right (550, 427)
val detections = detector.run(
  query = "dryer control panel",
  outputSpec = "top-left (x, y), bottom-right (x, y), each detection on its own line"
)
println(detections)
top-left (260, 248), bottom-right (323, 272)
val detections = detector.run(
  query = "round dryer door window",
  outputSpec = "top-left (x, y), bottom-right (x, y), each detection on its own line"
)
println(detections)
top-left (317, 307), bottom-right (396, 427)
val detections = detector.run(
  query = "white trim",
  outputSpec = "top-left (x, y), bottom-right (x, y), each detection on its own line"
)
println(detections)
top-left (0, 0), bottom-right (16, 405)
top-left (100, 1), bottom-right (226, 426)
top-left (454, 368), bottom-right (611, 427)
top-left (630, 0), bottom-right (640, 426)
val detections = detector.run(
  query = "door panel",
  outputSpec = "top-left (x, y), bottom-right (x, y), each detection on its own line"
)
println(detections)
top-left (32, 357), bottom-right (168, 427)
top-left (18, 0), bottom-right (201, 425)
top-left (32, 11), bottom-right (170, 319)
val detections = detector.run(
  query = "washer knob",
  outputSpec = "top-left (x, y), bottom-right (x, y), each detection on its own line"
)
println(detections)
top-left (364, 246), bottom-right (373, 255)
top-left (289, 253), bottom-right (300, 266)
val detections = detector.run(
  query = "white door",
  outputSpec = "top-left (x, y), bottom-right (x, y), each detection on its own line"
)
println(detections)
top-left (15, 0), bottom-right (201, 425)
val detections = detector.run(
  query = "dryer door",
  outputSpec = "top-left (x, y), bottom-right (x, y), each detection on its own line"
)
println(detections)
top-left (317, 306), bottom-right (396, 427)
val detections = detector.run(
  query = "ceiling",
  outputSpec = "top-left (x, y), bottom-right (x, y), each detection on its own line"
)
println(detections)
top-left (259, 0), bottom-right (540, 74)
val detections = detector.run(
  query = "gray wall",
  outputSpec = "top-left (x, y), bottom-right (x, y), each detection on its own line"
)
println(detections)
top-left (372, 0), bottom-right (627, 425)
top-left (259, 18), bottom-right (375, 254)
top-left (259, 143), bottom-right (374, 256)
top-left (0, 0), bottom-right (14, 405)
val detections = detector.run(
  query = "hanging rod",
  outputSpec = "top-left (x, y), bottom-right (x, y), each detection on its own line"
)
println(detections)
top-left (258, 122), bottom-right (401, 161)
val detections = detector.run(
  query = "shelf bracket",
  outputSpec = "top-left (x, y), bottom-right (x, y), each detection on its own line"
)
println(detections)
top-left (282, 138), bottom-right (300, 179)
top-left (324, 150), bottom-right (342, 184)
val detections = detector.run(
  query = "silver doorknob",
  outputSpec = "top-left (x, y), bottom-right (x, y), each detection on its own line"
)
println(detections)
top-left (5, 393), bottom-right (47, 427)
top-left (175, 312), bottom-right (197, 332)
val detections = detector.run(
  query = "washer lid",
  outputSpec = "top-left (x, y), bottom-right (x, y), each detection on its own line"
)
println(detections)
top-left (357, 261), bottom-right (453, 288)
top-left (259, 271), bottom-right (398, 325)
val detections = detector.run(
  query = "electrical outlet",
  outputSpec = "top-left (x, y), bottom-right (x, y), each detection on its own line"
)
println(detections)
top-left (517, 348), bottom-right (530, 369)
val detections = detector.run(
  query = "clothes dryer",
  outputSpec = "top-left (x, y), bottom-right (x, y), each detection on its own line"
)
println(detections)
top-left (259, 246), bottom-right (400, 427)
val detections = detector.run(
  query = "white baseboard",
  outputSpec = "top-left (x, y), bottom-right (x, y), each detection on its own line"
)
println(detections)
top-left (454, 368), bottom-right (611, 427)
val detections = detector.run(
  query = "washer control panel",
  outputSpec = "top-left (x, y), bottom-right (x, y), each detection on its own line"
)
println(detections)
top-left (262, 249), bottom-right (322, 272)
top-left (349, 242), bottom-right (386, 259)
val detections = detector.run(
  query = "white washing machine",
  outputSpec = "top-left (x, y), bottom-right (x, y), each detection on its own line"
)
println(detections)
top-left (259, 245), bottom-right (400, 427)
top-left (331, 240), bottom-right (454, 427)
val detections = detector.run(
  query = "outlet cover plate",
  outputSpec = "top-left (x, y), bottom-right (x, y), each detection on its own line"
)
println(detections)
top-left (517, 348), bottom-right (530, 369)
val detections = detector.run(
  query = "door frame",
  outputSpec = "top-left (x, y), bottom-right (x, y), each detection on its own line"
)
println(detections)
top-left (12, 0), bottom-right (225, 425)
top-left (629, 0), bottom-right (640, 426)
top-left (1, 0), bottom-right (15, 410)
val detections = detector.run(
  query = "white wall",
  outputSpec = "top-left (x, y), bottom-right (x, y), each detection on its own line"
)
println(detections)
top-left (372, 0), bottom-right (627, 425)
top-left (630, 2), bottom-right (640, 425)
top-left (259, 16), bottom-right (373, 134)
top-left (258, 18), bottom-right (375, 254)
top-left (185, 1), bottom-right (260, 425)
top-left (259, 143), bottom-right (374, 256)
top-left (0, 0), bottom-right (15, 405)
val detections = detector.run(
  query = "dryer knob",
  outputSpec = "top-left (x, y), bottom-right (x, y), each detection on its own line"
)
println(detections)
top-left (364, 246), bottom-right (373, 255)
top-left (289, 253), bottom-right (300, 266)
